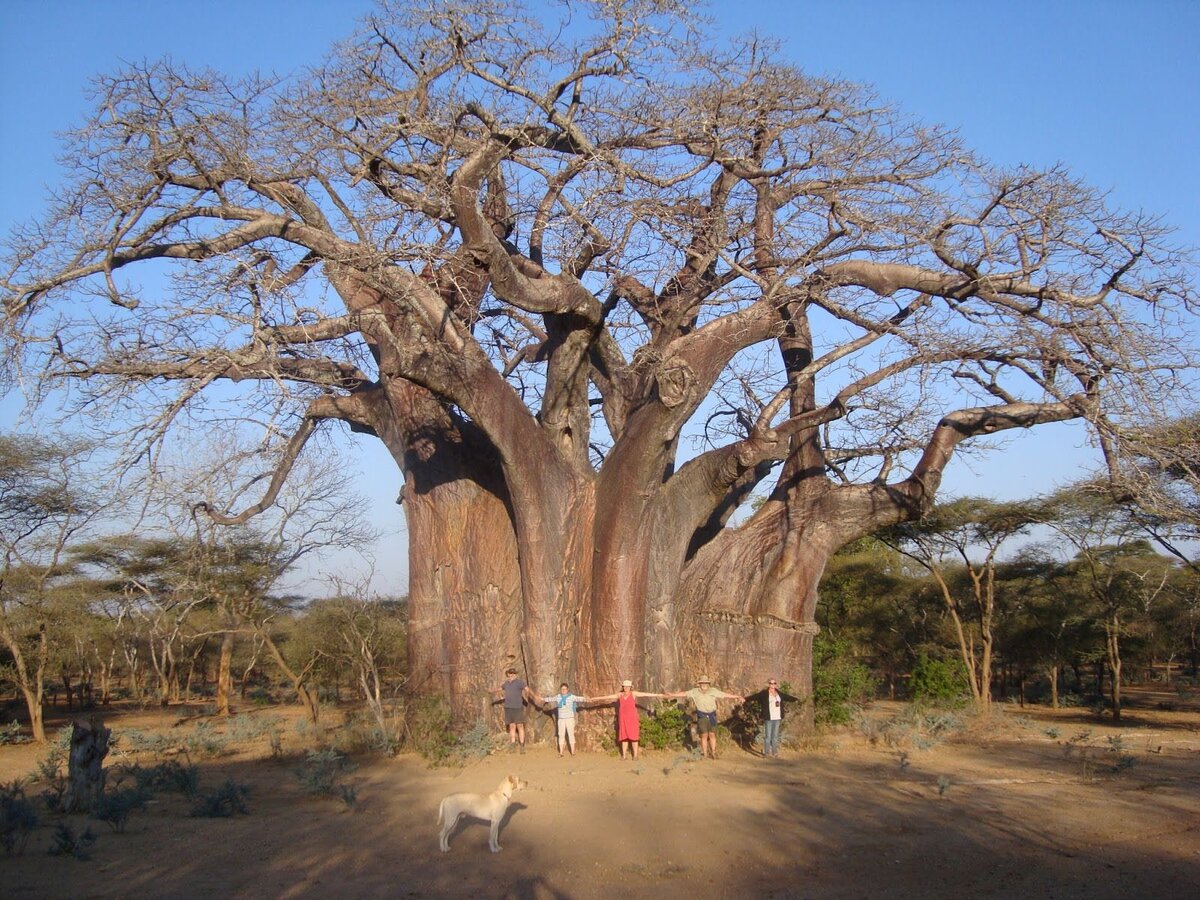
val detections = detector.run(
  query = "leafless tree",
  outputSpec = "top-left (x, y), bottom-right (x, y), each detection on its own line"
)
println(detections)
top-left (4, 1), bottom-right (1196, 726)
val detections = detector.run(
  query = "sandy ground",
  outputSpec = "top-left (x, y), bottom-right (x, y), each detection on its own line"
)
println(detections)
top-left (2, 695), bottom-right (1198, 899)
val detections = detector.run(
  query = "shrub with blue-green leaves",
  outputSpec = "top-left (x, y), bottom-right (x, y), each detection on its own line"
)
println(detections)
top-left (90, 786), bottom-right (151, 832)
top-left (294, 749), bottom-right (357, 800)
top-left (48, 823), bottom-right (96, 860)
top-left (1, 780), bottom-right (40, 855)
top-left (190, 781), bottom-right (250, 818)
top-left (0, 720), bottom-right (28, 745)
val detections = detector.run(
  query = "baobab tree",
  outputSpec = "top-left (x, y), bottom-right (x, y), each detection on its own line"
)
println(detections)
top-left (3, 1), bottom-right (1195, 727)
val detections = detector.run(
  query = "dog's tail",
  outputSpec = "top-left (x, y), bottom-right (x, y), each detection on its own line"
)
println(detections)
top-left (436, 797), bottom-right (445, 828)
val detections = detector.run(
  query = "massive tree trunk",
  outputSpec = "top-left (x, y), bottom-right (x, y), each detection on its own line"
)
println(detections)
top-left (8, 4), bottom-right (1167, 740)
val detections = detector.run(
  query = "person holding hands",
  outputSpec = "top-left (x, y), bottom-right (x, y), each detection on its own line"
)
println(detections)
top-left (666, 675), bottom-right (744, 759)
top-left (591, 679), bottom-right (662, 760)
top-left (744, 677), bottom-right (801, 758)
top-left (491, 667), bottom-right (541, 753)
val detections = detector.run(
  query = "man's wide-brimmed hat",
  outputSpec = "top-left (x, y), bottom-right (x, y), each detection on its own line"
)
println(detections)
top-left (697, 675), bottom-right (712, 684)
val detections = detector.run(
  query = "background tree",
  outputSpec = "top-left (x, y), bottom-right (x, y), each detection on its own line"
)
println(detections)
top-left (1100, 413), bottom-right (1200, 570)
top-left (1043, 489), bottom-right (1177, 720)
top-left (818, 537), bottom-right (926, 699)
top-left (883, 498), bottom-right (1043, 708)
top-left (0, 434), bottom-right (104, 740)
top-left (4, 1), bottom-right (1196, 725)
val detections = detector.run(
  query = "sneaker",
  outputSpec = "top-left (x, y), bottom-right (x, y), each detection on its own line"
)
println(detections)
top-left (519, 744), bottom-right (525, 754)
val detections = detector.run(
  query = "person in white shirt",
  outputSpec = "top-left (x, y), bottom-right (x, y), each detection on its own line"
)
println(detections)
top-left (745, 678), bottom-right (801, 758)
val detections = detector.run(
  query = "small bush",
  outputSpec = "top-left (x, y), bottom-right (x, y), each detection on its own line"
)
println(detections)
top-left (855, 706), bottom-right (967, 750)
top-left (90, 787), bottom-right (150, 832)
top-left (185, 721), bottom-right (229, 757)
top-left (48, 823), bottom-right (96, 860)
top-left (909, 654), bottom-right (970, 706)
top-left (129, 761), bottom-right (200, 798)
top-left (404, 696), bottom-right (456, 760)
top-left (228, 714), bottom-right (280, 745)
top-left (190, 781), bottom-right (250, 818)
top-left (35, 747), bottom-right (69, 812)
top-left (294, 749), bottom-right (357, 798)
top-left (118, 729), bottom-right (174, 756)
top-left (1, 780), bottom-right (39, 855)
top-left (0, 720), bottom-right (28, 746)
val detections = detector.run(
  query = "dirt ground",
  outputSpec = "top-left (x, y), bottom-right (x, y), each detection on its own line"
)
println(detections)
top-left (2, 694), bottom-right (1198, 899)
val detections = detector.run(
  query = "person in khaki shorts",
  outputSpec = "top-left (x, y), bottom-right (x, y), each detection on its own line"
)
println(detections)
top-left (666, 676), bottom-right (744, 759)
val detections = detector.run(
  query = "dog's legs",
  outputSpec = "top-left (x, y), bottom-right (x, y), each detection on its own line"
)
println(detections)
top-left (439, 812), bottom-right (459, 852)
top-left (438, 799), bottom-right (459, 853)
top-left (489, 813), bottom-right (502, 852)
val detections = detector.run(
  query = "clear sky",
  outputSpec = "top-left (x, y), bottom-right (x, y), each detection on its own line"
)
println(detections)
top-left (2, 0), bottom-right (1198, 592)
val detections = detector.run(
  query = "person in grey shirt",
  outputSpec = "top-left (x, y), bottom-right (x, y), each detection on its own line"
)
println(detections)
top-left (491, 667), bottom-right (540, 753)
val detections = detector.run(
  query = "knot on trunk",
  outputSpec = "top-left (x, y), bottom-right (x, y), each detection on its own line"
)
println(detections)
top-left (654, 359), bottom-right (695, 409)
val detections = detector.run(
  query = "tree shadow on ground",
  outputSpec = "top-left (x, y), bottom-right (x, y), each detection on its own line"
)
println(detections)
top-left (3, 709), bottom-right (1198, 899)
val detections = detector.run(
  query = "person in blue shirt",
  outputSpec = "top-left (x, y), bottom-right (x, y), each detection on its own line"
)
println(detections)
top-left (546, 682), bottom-right (590, 757)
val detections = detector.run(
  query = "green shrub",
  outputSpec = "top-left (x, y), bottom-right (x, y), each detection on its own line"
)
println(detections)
top-left (813, 635), bottom-right (877, 726)
top-left (1, 780), bottom-right (39, 855)
top-left (640, 704), bottom-right (690, 750)
top-left (909, 654), bottom-right (970, 705)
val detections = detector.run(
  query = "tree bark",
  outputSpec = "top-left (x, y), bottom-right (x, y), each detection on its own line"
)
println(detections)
top-left (216, 628), bottom-right (235, 716)
top-left (61, 716), bottom-right (111, 813)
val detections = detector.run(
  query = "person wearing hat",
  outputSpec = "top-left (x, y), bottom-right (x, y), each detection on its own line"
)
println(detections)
top-left (666, 676), bottom-right (744, 759)
top-left (591, 680), bottom-right (663, 760)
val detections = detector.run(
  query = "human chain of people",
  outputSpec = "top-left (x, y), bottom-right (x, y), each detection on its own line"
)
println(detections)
top-left (490, 669), bottom-right (801, 760)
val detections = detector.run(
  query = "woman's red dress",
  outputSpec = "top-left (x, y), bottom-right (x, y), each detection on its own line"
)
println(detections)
top-left (616, 691), bottom-right (639, 742)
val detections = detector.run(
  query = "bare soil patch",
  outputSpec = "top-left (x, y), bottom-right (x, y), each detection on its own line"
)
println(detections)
top-left (2, 699), bottom-right (1198, 899)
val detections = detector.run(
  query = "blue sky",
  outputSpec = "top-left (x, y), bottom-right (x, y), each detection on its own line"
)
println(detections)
top-left (2, 0), bottom-right (1197, 591)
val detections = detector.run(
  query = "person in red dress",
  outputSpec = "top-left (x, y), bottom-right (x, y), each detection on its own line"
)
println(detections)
top-left (593, 679), bottom-right (663, 759)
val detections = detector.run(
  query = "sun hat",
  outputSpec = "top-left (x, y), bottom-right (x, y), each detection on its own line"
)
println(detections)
top-left (697, 675), bottom-right (711, 684)
top-left (621, 679), bottom-right (633, 687)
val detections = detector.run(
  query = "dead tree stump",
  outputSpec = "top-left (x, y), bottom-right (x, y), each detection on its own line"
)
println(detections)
top-left (61, 716), bottom-right (111, 813)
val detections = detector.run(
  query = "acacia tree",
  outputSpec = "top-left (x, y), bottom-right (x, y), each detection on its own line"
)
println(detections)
top-left (1099, 414), bottom-right (1200, 570)
top-left (0, 434), bottom-right (101, 740)
top-left (1043, 489), bottom-right (1175, 720)
top-left (3, 1), bottom-right (1196, 725)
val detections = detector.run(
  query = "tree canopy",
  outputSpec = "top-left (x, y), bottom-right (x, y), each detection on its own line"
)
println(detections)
top-left (3, 0), bottom-right (1197, 717)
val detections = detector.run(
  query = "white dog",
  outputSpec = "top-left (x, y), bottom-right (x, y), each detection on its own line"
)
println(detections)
top-left (436, 774), bottom-right (527, 853)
